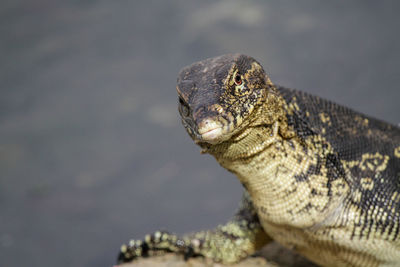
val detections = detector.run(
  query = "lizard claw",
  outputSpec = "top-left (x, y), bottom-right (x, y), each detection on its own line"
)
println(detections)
top-left (183, 245), bottom-right (195, 261)
top-left (117, 240), bottom-right (149, 263)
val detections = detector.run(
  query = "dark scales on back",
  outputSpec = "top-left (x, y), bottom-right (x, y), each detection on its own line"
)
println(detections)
top-left (118, 54), bottom-right (400, 267)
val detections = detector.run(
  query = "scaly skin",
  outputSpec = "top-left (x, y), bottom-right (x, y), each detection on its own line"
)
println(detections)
top-left (118, 54), bottom-right (400, 266)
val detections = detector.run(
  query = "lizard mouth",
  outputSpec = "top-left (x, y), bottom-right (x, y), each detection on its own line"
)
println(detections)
top-left (197, 119), bottom-right (225, 144)
top-left (200, 127), bottom-right (223, 142)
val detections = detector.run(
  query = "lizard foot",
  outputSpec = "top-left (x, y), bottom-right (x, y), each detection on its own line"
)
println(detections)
top-left (117, 230), bottom-right (195, 264)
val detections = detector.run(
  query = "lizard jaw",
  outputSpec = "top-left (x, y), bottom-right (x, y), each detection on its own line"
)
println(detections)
top-left (197, 119), bottom-right (225, 144)
top-left (200, 127), bottom-right (223, 144)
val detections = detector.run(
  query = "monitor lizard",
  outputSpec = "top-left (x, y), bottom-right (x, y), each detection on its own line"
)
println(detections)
top-left (118, 54), bottom-right (400, 266)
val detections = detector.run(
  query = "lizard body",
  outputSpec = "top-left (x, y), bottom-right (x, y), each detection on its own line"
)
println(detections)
top-left (118, 54), bottom-right (400, 266)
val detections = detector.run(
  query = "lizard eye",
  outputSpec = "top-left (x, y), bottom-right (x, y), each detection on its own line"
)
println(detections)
top-left (234, 74), bottom-right (242, 86)
top-left (178, 97), bottom-right (190, 117)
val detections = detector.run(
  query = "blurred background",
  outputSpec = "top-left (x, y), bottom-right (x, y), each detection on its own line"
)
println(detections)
top-left (1, 1), bottom-right (399, 266)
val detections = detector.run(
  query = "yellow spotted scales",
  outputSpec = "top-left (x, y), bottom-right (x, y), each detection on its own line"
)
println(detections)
top-left (118, 54), bottom-right (400, 267)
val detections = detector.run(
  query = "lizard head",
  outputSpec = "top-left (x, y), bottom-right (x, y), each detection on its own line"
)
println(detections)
top-left (176, 54), bottom-right (270, 145)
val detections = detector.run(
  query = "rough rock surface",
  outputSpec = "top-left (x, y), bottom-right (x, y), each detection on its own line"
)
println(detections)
top-left (118, 253), bottom-right (273, 267)
top-left (118, 242), bottom-right (317, 267)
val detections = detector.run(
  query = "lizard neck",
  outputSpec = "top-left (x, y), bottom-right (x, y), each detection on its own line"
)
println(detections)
top-left (203, 87), bottom-right (350, 228)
